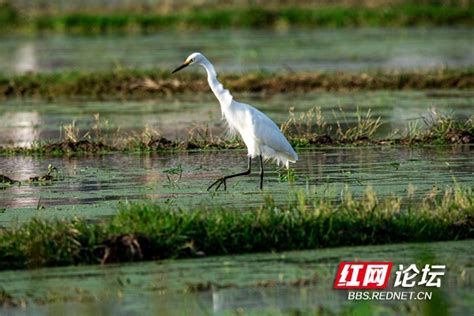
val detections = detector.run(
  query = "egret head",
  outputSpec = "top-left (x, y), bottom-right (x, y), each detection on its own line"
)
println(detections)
top-left (172, 52), bottom-right (205, 73)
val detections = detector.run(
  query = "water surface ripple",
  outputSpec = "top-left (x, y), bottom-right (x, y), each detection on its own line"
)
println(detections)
top-left (1, 146), bottom-right (472, 225)
top-left (1, 28), bottom-right (473, 74)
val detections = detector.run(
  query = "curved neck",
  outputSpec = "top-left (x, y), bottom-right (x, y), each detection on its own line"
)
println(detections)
top-left (199, 59), bottom-right (233, 108)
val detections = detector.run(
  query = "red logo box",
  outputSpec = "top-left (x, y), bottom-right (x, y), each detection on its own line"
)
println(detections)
top-left (334, 262), bottom-right (393, 289)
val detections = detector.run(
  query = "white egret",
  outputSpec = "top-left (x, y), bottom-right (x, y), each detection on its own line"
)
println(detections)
top-left (172, 52), bottom-right (298, 190)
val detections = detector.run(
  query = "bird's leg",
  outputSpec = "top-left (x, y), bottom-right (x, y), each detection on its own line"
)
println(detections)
top-left (207, 157), bottom-right (252, 191)
top-left (259, 155), bottom-right (264, 190)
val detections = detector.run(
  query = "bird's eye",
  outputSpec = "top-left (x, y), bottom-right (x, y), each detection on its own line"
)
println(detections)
top-left (191, 58), bottom-right (195, 63)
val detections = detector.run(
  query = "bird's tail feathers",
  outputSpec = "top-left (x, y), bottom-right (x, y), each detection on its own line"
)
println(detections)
top-left (262, 150), bottom-right (298, 169)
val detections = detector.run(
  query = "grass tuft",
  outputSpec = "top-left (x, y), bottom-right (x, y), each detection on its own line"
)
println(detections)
top-left (281, 107), bottom-right (473, 147)
top-left (335, 108), bottom-right (382, 142)
top-left (417, 110), bottom-right (474, 145)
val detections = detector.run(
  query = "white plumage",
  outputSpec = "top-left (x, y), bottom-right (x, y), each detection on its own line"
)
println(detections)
top-left (225, 102), bottom-right (298, 168)
top-left (172, 52), bottom-right (298, 190)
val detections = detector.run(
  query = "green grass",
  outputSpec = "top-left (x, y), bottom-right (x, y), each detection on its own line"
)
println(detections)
top-left (1, 68), bottom-right (472, 100)
top-left (1, 4), bottom-right (473, 33)
top-left (0, 185), bottom-right (472, 270)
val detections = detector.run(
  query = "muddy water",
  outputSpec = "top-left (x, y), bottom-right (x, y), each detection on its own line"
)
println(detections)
top-left (0, 146), bottom-right (472, 226)
top-left (0, 240), bottom-right (472, 315)
top-left (1, 90), bottom-right (472, 147)
top-left (1, 28), bottom-right (473, 74)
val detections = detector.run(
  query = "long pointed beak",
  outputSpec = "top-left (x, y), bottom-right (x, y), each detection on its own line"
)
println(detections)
top-left (172, 62), bottom-right (189, 74)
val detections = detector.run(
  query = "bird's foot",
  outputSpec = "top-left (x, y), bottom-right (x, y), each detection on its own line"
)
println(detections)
top-left (207, 177), bottom-right (226, 191)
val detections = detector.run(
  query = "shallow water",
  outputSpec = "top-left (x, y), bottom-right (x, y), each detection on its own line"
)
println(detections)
top-left (1, 28), bottom-right (473, 74)
top-left (0, 240), bottom-right (472, 315)
top-left (1, 90), bottom-right (472, 147)
top-left (0, 146), bottom-right (472, 226)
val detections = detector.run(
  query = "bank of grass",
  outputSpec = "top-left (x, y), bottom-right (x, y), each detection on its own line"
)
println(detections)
top-left (282, 107), bottom-right (474, 146)
top-left (0, 185), bottom-right (472, 270)
top-left (0, 109), bottom-right (472, 155)
top-left (1, 68), bottom-right (473, 100)
top-left (1, 3), bottom-right (473, 34)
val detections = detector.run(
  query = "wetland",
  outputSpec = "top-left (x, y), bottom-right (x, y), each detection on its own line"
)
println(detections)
top-left (0, 6), bottom-right (473, 313)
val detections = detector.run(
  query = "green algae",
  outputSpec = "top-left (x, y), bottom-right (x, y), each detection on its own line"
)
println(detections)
top-left (1, 146), bottom-right (473, 227)
top-left (0, 240), bottom-right (472, 314)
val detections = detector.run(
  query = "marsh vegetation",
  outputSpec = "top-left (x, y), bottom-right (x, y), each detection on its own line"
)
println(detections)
top-left (1, 184), bottom-right (472, 270)
top-left (0, 1), bottom-right (473, 314)
top-left (1, 2), bottom-right (473, 34)
top-left (1, 68), bottom-right (473, 99)
top-left (0, 108), bottom-right (471, 156)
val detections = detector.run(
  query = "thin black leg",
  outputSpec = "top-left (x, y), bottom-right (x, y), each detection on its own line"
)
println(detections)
top-left (207, 157), bottom-right (252, 191)
top-left (259, 155), bottom-right (264, 190)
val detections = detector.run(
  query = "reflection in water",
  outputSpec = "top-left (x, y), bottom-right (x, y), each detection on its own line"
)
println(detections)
top-left (0, 156), bottom-right (39, 210)
top-left (0, 111), bottom-right (41, 147)
top-left (14, 42), bottom-right (38, 74)
top-left (0, 28), bottom-right (473, 73)
top-left (0, 146), bottom-right (472, 226)
top-left (385, 55), bottom-right (441, 69)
